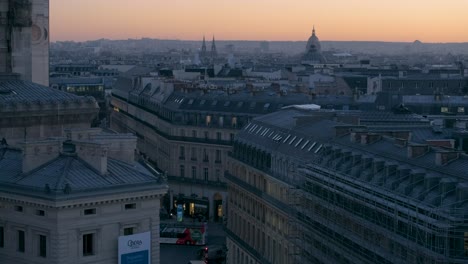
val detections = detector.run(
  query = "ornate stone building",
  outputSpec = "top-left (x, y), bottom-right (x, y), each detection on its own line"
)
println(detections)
top-left (226, 108), bottom-right (468, 264)
top-left (110, 77), bottom-right (312, 221)
top-left (0, 79), bottom-right (99, 147)
top-left (303, 26), bottom-right (327, 64)
top-left (0, 128), bottom-right (168, 264)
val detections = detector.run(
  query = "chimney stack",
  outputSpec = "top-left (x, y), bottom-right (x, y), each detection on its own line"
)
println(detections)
top-left (21, 140), bottom-right (62, 174)
top-left (435, 151), bottom-right (460, 166)
top-left (407, 144), bottom-right (429, 158)
top-left (75, 141), bottom-right (108, 175)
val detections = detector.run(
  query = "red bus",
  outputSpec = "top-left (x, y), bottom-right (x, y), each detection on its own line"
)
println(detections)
top-left (160, 224), bottom-right (206, 245)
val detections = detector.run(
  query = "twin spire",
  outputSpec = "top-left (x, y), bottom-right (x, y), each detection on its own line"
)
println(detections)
top-left (200, 35), bottom-right (217, 59)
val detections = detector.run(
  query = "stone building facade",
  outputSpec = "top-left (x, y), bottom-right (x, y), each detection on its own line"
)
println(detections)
top-left (0, 79), bottom-right (99, 147)
top-left (0, 128), bottom-right (168, 264)
top-left (225, 109), bottom-right (468, 264)
top-left (110, 77), bottom-right (312, 221)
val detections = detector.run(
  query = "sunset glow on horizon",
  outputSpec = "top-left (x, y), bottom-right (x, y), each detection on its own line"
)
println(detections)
top-left (50, 0), bottom-right (468, 43)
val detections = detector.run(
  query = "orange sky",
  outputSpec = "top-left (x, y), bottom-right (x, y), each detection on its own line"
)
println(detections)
top-left (50, 0), bottom-right (468, 42)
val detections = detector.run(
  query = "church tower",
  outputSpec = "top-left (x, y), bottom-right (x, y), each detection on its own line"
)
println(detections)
top-left (200, 35), bottom-right (207, 58)
top-left (211, 36), bottom-right (218, 58)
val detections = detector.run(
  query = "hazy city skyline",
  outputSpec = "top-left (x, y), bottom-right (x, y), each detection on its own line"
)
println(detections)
top-left (51, 0), bottom-right (468, 43)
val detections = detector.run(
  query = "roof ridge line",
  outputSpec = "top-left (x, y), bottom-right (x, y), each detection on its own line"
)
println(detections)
top-left (54, 157), bottom-right (73, 190)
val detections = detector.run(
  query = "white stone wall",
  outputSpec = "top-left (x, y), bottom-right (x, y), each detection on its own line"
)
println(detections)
top-left (0, 190), bottom-right (164, 264)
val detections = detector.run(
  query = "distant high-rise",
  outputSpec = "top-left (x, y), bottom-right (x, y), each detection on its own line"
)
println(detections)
top-left (303, 25), bottom-right (327, 63)
top-left (0, 0), bottom-right (49, 85)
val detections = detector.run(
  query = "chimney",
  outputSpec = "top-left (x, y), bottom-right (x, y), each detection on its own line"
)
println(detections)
top-left (350, 131), bottom-right (367, 143)
top-left (65, 128), bottom-right (102, 141)
top-left (382, 131), bottom-right (412, 141)
top-left (435, 151), bottom-right (460, 166)
top-left (361, 133), bottom-right (382, 145)
top-left (394, 138), bottom-right (407, 147)
top-left (407, 144), bottom-right (429, 158)
top-left (75, 141), bottom-right (108, 175)
top-left (21, 140), bottom-right (62, 174)
top-left (426, 139), bottom-right (455, 149)
top-left (334, 126), bottom-right (352, 137)
top-left (89, 134), bottom-right (137, 164)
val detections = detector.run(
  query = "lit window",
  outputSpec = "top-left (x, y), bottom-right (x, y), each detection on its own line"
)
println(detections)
top-left (441, 107), bottom-right (449, 113)
top-left (458, 107), bottom-right (465, 113)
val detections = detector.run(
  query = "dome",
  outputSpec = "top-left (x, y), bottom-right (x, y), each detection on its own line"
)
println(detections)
top-left (303, 26), bottom-right (326, 63)
top-left (306, 27), bottom-right (321, 53)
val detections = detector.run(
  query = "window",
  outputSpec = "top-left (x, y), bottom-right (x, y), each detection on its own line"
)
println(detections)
top-left (464, 232), bottom-right (468, 256)
top-left (230, 133), bottom-right (235, 142)
top-left (206, 115), bottom-right (211, 126)
top-left (204, 131), bottom-right (209, 139)
top-left (14, 205), bottom-right (23, 212)
top-left (125, 203), bottom-right (136, 210)
top-left (219, 116), bottom-right (224, 127)
top-left (215, 150), bottom-right (221, 163)
top-left (217, 132), bottom-right (222, 141)
top-left (179, 146), bottom-right (185, 160)
top-left (232, 117), bottom-right (238, 128)
top-left (82, 233), bottom-right (94, 256)
top-left (39, 235), bottom-right (47, 258)
top-left (180, 129), bottom-right (185, 137)
top-left (458, 107), bottom-right (465, 113)
top-left (203, 149), bottom-right (209, 162)
top-left (441, 107), bottom-right (449, 113)
top-left (17, 230), bottom-right (25, 252)
top-left (0, 226), bottom-right (4, 248)
top-left (192, 130), bottom-right (197, 138)
top-left (36, 209), bottom-right (45, 216)
top-left (204, 168), bottom-right (209, 181)
top-left (124, 228), bottom-right (134, 236)
top-left (84, 208), bottom-right (96, 215)
top-left (180, 165), bottom-right (185, 178)
top-left (192, 166), bottom-right (197, 179)
top-left (191, 148), bottom-right (197, 161)
top-left (216, 169), bottom-right (221, 182)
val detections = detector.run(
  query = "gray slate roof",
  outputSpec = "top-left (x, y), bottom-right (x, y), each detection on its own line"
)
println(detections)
top-left (0, 80), bottom-right (80, 103)
top-left (0, 148), bottom-right (166, 201)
